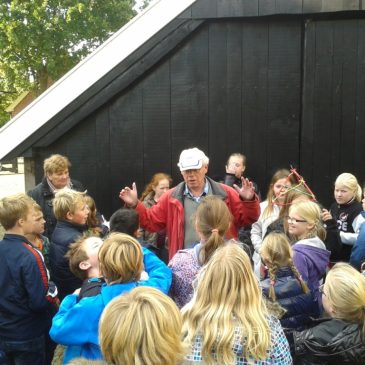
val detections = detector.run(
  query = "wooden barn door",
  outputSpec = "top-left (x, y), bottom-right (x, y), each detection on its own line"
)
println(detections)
top-left (301, 17), bottom-right (365, 206)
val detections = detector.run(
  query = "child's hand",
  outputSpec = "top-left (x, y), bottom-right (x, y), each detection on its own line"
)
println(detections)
top-left (234, 177), bottom-right (255, 201)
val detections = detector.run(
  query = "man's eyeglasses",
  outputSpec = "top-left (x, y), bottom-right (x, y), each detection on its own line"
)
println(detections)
top-left (318, 284), bottom-right (326, 296)
top-left (286, 216), bottom-right (307, 224)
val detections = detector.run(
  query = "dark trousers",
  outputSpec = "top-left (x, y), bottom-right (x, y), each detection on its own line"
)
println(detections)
top-left (0, 335), bottom-right (45, 365)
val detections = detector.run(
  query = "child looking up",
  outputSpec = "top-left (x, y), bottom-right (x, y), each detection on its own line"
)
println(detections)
top-left (50, 232), bottom-right (171, 364)
top-left (66, 235), bottom-right (105, 299)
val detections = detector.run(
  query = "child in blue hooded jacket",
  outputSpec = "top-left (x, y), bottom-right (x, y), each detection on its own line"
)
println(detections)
top-left (50, 232), bottom-right (171, 364)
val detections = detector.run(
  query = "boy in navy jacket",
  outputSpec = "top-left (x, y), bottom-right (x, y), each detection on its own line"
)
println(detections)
top-left (50, 189), bottom-right (89, 300)
top-left (0, 193), bottom-right (58, 365)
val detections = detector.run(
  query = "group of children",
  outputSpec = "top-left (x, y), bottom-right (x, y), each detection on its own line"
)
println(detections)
top-left (1, 168), bottom-right (365, 365)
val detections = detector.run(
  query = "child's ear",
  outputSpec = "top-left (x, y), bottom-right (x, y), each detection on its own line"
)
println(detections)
top-left (66, 211), bottom-right (74, 221)
top-left (79, 261), bottom-right (91, 271)
top-left (307, 222), bottom-right (315, 232)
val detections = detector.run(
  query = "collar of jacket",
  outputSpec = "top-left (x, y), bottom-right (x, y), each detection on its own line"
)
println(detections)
top-left (57, 219), bottom-right (87, 232)
top-left (171, 176), bottom-right (227, 204)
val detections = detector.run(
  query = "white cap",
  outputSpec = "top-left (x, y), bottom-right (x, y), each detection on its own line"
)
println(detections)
top-left (177, 148), bottom-right (208, 171)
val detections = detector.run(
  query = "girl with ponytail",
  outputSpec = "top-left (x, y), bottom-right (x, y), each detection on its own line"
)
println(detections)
top-left (168, 196), bottom-right (232, 308)
top-left (260, 232), bottom-right (320, 331)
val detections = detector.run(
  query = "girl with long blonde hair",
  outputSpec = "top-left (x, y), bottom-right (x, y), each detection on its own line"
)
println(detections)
top-left (168, 196), bottom-right (232, 308)
top-left (260, 232), bottom-right (319, 330)
top-left (293, 263), bottom-right (365, 364)
top-left (182, 244), bottom-right (292, 365)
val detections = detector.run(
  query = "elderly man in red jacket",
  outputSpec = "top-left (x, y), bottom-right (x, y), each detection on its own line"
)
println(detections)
top-left (120, 148), bottom-right (260, 259)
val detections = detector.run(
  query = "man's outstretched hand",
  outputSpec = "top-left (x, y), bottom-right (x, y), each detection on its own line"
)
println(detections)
top-left (119, 182), bottom-right (138, 208)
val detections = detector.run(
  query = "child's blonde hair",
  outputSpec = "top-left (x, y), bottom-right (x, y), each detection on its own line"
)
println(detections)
top-left (195, 196), bottom-right (232, 265)
top-left (0, 193), bottom-right (34, 230)
top-left (288, 201), bottom-right (326, 241)
top-left (182, 244), bottom-right (271, 363)
top-left (335, 172), bottom-right (362, 202)
top-left (260, 232), bottom-right (309, 302)
top-left (100, 286), bottom-right (184, 365)
top-left (98, 232), bottom-right (143, 284)
top-left (53, 189), bottom-right (86, 220)
top-left (325, 263), bottom-right (365, 342)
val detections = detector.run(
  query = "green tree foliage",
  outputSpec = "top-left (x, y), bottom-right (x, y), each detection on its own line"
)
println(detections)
top-left (0, 0), bottom-right (137, 126)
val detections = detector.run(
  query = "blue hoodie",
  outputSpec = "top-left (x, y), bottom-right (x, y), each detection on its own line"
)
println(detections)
top-left (50, 247), bottom-right (172, 363)
top-left (293, 237), bottom-right (330, 305)
top-left (350, 211), bottom-right (365, 270)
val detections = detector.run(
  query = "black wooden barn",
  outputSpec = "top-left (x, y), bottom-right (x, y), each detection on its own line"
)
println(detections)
top-left (1, 0), bottom-right (365, 219)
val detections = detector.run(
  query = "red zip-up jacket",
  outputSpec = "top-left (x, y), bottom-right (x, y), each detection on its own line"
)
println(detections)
top-left (136, 176), bottom-right (260, 259)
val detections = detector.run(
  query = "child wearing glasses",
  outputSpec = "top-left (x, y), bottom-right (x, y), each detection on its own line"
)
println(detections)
top-left (288, 201), bottom-right (330, 306)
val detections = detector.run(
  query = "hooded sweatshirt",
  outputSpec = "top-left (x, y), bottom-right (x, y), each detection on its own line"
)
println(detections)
top-left (292, 237), bottom-right (330, 304)
top-left (50, 247), bottom-right (172, 363)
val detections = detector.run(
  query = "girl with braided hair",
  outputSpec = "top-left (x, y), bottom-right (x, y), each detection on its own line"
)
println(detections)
top-left (260, 232), bottom-right (320, 332)
top-left (288, 201), bottom-right (330, 306)
top-left (168, 195), bottom-right (233, 308)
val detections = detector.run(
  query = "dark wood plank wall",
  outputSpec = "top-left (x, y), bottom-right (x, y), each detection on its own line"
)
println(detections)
top-left (301, 18), bottom-right (365, 207)
top-left (34, 15), bottom-right (365, 218)
top-left (182, 0), bottom-right (363, 18)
